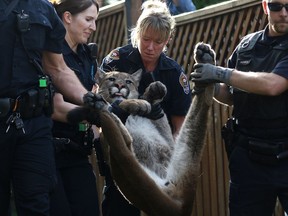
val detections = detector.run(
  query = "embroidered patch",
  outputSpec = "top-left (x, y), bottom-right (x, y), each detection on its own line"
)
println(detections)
top-left (105, 49), bottom-right (120, 64)
top-left (179, 72), bottom-right (190, 94)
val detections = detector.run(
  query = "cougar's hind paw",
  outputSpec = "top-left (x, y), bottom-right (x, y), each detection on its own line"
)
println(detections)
top-left (142, 81), bottom-right (167, 104)
top-left (194, 42), bottom-right (216, 65)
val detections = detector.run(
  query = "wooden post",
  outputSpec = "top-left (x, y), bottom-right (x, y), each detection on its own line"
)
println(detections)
top-left (125, 0), bottom-right (143, 42)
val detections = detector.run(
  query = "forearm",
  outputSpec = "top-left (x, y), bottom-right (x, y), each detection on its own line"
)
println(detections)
top-left (51, 70), bottom-right (87, 105)
top-left (229, 69), bottom-right (288, 96)
top-left (214, 83), bottom-right (233, 106)
top-left (52, 93), bottom-right (78, 123)
top-left (43, 52), bottom-right (88, 105)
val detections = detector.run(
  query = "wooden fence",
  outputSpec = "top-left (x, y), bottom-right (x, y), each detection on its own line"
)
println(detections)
top-left (89, 0), bottom-right (285, 215)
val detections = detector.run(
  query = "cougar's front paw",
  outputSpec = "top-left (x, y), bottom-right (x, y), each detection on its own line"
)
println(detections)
top-left (194, 42), bottom-right (216, 65)
top-left (119, 99), bottom-right (151, 116)
top-left (142, 81), bottom-right (167, 104)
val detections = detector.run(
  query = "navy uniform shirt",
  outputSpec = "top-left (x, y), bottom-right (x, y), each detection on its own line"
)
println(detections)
top-left (100, 44), bottom-right (192, 121)
top-left (53, 41), bottom-right (97, 140)
top-left (227, 27), bottom-right (288, 137)
top-left (0, 0), bottom-right (65, 97)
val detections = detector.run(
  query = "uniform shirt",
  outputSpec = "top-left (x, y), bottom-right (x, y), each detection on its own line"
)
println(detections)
top-left (0, 0), bottom-right (65, 97)
top-left (227, 26), bottom-right (288, 137)
top-left (228, 26), bottom-right (288, 79)
top-left (52, 41), bottom-right (96, 140)
top-left (100, 44), bottom-right (192, 122)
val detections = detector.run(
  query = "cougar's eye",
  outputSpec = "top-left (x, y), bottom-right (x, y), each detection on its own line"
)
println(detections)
top-left (108, 77), bottom-right (115, 81)
top-left (126, 80), bottom-right (133, 84)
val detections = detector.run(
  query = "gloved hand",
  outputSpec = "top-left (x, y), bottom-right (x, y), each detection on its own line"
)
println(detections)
top-left (191, 63), bottom-right (233, 84)
top-left (143, 103), bottom-right (164, 120)
top-left (108, 99), bottom-right (129, 123)
top-left (83, 91), bottom-right (106, 108)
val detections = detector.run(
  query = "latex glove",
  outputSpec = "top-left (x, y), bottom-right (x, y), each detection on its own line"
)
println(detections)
top-left (191, 63), bottom-right (233, 84)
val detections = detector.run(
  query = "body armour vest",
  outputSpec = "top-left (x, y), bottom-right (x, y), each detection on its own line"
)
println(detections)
top-left (232, 30), bottom-right (288, 122)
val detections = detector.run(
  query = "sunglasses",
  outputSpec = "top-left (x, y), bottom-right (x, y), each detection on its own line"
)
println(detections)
top-left (268, 2), bottom-right (288, 12)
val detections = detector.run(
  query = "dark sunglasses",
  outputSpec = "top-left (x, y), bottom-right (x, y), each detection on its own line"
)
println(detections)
top-left (268, 2), bottom-right (288, 12)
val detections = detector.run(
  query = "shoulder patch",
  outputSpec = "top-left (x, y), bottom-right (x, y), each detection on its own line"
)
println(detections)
top-left (105, 49), bottom-right (120, 64)
top-left (179, 72), bottom-right (190, 95)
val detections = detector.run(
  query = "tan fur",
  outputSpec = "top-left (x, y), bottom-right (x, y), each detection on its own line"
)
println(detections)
top-left (68, 42), bottom-right (215, 216)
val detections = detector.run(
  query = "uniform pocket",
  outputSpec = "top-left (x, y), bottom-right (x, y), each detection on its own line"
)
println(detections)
top-left (21, 12), bottom-right (52, 50)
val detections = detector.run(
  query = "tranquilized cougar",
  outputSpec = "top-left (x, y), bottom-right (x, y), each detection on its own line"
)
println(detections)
top-left (67, 42), bottom-right (216, 216)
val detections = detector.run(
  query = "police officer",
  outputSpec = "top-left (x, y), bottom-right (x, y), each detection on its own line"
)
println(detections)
top-left (0, 0), bottom-right (92, 215)
top-left (49, 0), bottom-right (100, 215)
top-left (191, 0), bottom-right (288, 215)
top-left (100, 1), bottom-right (191, 215)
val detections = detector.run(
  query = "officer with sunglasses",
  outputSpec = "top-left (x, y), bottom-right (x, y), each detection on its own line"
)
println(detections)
top-left (191, 0), bottom-right (288, 215)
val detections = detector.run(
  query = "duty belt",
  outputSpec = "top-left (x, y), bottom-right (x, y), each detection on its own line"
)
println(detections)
top-left (236, 133), bottom-right (288, 165)
top-left (0, 87), bottom-right (53, 119)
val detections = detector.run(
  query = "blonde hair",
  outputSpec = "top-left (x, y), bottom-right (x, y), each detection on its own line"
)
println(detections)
top-left (130, 0), bottom-right (175, 48)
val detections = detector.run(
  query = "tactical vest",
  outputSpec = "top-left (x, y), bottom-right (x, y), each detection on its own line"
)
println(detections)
top-left (232, 31), bottom-right (288, 123)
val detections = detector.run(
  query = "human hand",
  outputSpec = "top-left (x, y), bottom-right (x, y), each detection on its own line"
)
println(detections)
top-left (109, 99), bottom-right (129, 123)
top-left (191, 63), bottom-right (233, 84)
top-left (143, 103), bottom-right (164, 120)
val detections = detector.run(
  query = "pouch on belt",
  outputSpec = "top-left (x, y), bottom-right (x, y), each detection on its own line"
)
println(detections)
top-left (0, 98), bottom-right (11, 118)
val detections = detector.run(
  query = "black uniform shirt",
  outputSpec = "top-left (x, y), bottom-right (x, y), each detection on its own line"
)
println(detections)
top-left (100, 44), bottom-right (192, 121)
top-left (0, 0), bottom-right (65, 97)
top-left (52, 41), bottom-right (96, 140)
top-left (227, 27), bottom-right (288, 137)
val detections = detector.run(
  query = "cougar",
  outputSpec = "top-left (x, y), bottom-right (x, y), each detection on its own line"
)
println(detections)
top-left (67, 42), bottom-right (216, 216)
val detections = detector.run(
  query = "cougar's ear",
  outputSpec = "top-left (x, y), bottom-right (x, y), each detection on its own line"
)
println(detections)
top-left (131, 69), bottom-right (142, 86)
top-left (95, 68), bottom-right (106, 84)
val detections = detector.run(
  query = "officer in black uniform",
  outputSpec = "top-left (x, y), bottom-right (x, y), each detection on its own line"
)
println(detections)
top-left (100, 1), bottom-right (191, 215)
top-left (0, 0), bottom-right (91, 215)
top-left (49, 0), bottom-right (100, 215)
top-left (191, 1), bottom-right (288, 215)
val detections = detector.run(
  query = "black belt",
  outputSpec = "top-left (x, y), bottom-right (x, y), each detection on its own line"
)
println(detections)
top-left (235, 133), bottom-right (288, 164)
top-left (234, 117), bottom-right (288, 129)
top-left (0, 89), bottom-right (48, 119)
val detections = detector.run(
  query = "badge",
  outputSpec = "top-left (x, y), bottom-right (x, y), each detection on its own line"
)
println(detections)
top-left (105, 49), bottom-right (120, 64)
top-left (179, 72), bottom-right (190, 95)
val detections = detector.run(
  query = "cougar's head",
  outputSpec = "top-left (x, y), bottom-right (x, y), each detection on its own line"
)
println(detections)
top-left (96, 69), bottom-right (142, 104)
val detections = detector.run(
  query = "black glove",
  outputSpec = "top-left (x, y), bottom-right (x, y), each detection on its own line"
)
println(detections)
top-left (83, 91), bottom-right (107, 109)
top-left (143, 103), bottom-right (164, 120)
top-left (191, 63), bottom-right (233, 84)
top-left (108, 99), bottom-right (129, 123)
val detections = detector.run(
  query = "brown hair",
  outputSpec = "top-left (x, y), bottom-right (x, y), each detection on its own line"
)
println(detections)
top-left (51, 0), bottom-right (99, 18)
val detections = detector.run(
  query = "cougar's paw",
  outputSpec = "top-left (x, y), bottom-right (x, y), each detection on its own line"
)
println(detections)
top-left (84, 92), bottom-right (109, 110)
top-left (194, 42), bottom-right (216, 65)
top-left (142, 81), bottom-right (167, 104)
top-left (119, 99), bottom-right (151, 116)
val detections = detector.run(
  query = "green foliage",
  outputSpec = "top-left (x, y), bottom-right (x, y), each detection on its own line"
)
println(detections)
top-left (194, 0), bottom-right (231, 10)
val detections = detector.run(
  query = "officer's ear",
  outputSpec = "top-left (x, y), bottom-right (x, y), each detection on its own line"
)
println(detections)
top-left (62, 11), bottom-right (72, 24)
